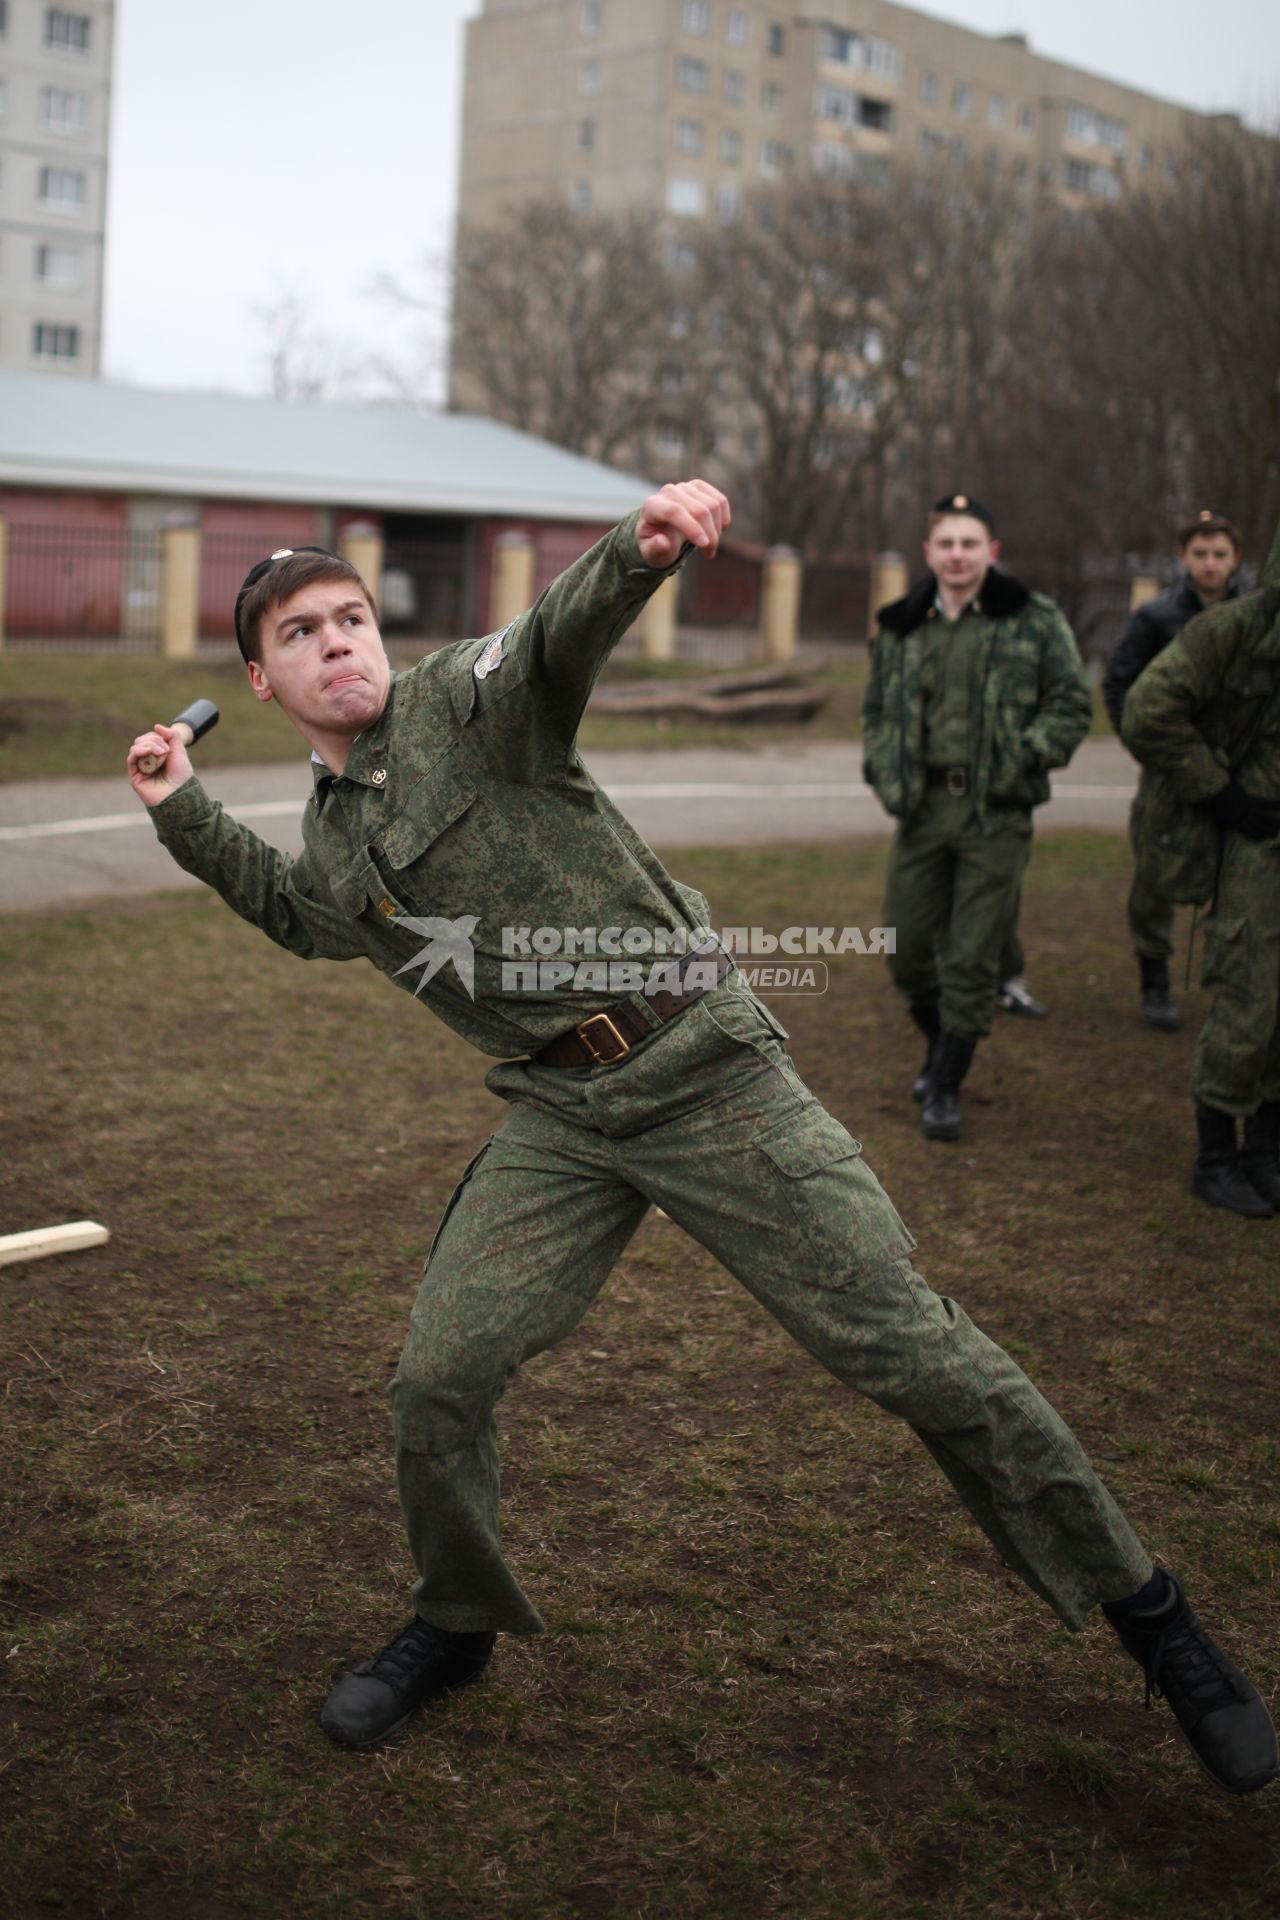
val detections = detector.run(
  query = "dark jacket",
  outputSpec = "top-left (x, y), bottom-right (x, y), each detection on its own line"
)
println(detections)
top-left (861, 567), bottom-right (1092, 826)
top-left (1103, 575), bottom-right (1238, 735)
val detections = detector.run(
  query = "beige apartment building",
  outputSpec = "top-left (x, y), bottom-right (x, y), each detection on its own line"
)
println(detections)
top-left (458, 0), bottom-right (1207, 232)
top-left (0, 0), bottom-right (114, 375)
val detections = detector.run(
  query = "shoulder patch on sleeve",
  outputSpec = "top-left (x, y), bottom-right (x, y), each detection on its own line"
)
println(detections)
top-left (474, 622), bottom-right (514, 681)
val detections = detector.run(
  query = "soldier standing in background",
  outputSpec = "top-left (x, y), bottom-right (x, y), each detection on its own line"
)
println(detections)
top-left (861, 495), bottom-right (1092, 1141)
top-left (1105, 513), bottom-right (1242, 1031)
top-left (1123, 515), bottom-right (1280, 1218)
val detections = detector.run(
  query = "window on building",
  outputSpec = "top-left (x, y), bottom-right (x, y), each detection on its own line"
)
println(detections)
top-left (1066, 104), bottom-right (1126, 154)
top-left (952, 81), bottom-right (971, 115)
top-left (984, 147), bottom-right (1001, 176)
top-left (867, 39), bottom-right (901, 79)
top-left (33, 321), bottom-right (80, 360)
top-left (1012, 155), bottom-right (1029, 182)
top-left (919, 128), bottom-right (944, 159)
top-left (44, 8), bottom-right (90, 50)
top-left (950, 136), bottom-right (967, 165)
top-left (679, 57), bottom-right (708, 93)
top-left (669, 300), bottom-right (693, 337)
top-left (40, 85), bottom-right (87, 132)
top-left (760, 139), bottom-right (786, 175)
top-left (657, 426), bottom-right (688, 459)
top-left (720, 127), bottom-right (741, 164)
top-left (578, 118), bottom-right (595, 150)
top-left (762, 80), bottom-right (782, 112)
top-left (682, 0), bottom-right (710, 32)
top-left (581, 0), bottom-right (600, 32)
top-left (919, 72), bottom-right (937, 105)
top-left (666, 175), bottom-right (706, 216)
top-left (1064, 157), bottom-right (1121, 199)
top-left (818, 25), bottom-right (863, 67)
top-left (815, 86), bottom-right (892, 134)
top-left (1140, 142), bottom-right (1153, 170)
top-left (579, 59), bottom-right (599, 93)
top-left (38, 165), bottom-right (85, 208)
top-left (571, 178), bottom-right (591, 210)
top-left (1017, 104), bottom-right (1034, 132)
top-left (714, 183), bottom-right (740, 222)
top-left (813, 140), bottom-right (853, 178)
top-left (861, 97), bottom-right (892, 133)
top-left (987, 95), bottom-right (1005, 127)
top-left (661, 362), bottom-right (685, 394)
top-left (674, 117), bottom-right (703, 153)
top-left (724, 69), bottom-right (745, 105)
top-left (667, 236), bottom-right (698, 271)
top-left (36, 242), bottom-right (82, 285)
top-left (727, 8), bottom-right (747, 46)
top-left (767, 23), bottom-right (784, 56)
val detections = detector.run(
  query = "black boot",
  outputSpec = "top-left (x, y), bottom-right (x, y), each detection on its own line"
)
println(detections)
top-left (1139, 954), bottom-right (1180, 1031)
top-left (908, 1002), bottom-right (940, 1102)
top-left (1191, 1104), bottom-right (1273, 1218)
top-left (320, 1616), bottom-right (496, 1748)
top-left (1241, 1101), bottom-right (1280, 1207)
top-left (921, 1033), bottom-right (976, 1142)
top-left (1106, 1571), bottom-right (1277, 1795)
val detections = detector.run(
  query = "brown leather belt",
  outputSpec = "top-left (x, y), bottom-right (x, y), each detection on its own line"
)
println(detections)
top-left (926, 764), bottom-right (971, 796)
top-left (533, 945), bottom-right (733, 1068)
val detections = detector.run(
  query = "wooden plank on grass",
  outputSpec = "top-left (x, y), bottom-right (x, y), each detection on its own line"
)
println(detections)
top-left (0, 1221), bottom-right (110, 1269)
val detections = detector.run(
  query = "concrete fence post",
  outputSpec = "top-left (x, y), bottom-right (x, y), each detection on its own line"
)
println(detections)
top-left (490, 531), bottom-right (535, 632)
top-left (1129, 574), bottom-right (1161, 611)
top-left (160, 523), bottom-right (200, 660)
top-left (637, 573), bottom-right (679, 661)
top-left (760, 545), bottom-right (802, 663)
top-left (869, 551), bottom-right (908, 634)
top-left (339, 523), bottom-right (385, 609)
top-left (0, 517), bottom-right (7, 653)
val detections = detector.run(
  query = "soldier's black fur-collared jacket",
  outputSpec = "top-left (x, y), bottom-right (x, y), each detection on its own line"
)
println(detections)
top-left (1103, 575), bottom-right (1239, 736)
top-left (862, 567), bottom-right (1092, 826)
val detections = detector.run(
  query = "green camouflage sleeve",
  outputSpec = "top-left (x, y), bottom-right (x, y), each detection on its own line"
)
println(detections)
top-left (450, 512), bottom-right (685, 762)
top-left (149, 777), bottom-right (367, 962)
top-left (1018, 605), bottom-right (1092, 772)
top-left (1121, 615), bottom-right (1235, 802)
top-left (860, 633), bottom-right (887, 790)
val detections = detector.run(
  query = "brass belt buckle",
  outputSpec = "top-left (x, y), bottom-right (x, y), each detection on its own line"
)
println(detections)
top-left (578, 1012), bottom-right (630, 1064)
top-left (945, 766), bottom-right (969, 797)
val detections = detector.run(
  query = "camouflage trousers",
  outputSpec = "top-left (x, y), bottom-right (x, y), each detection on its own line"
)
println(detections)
top-left (1194, 831), bottom-right (1280, 1114)
top-left (390, 979), bottom-right (1150, 1637)
top-left (883, 789), bottom-right (1032, 1038)
top-left (1127, 790), bottom-right (1176, 962)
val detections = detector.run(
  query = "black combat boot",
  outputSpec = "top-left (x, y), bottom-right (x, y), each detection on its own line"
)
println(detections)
top-left (1105, 1571), bottom-right (1277, 1795)
top-left (1139, 954), bottom-right (1180, 1031)
top-left (1191, 1104), bottom-right (1273, 1218)
top-left (320, 1616), bottom-right (496, 1748)
top-left (921, 1033), bottom-right (976, 1142)
top-left (908, 1003), bottom-right (940, 1102)
top-left (1241, 1101), bottom-right (1280, 1207)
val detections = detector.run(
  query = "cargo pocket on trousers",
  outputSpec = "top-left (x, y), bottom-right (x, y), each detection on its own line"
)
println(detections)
top-left (424, 1137), bottom-right (493, 1272)
top-left (756, 1102), bottom-right (917, 1284)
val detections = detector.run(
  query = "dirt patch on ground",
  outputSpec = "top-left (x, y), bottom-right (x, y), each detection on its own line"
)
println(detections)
top-left (1, 835), bottom-right (1278, 1918)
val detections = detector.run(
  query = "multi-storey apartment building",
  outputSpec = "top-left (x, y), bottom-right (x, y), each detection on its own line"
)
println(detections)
top-left (0, 1), bottom-right (114, 374)
top-left (458, 0), bottom-right (1207, 232)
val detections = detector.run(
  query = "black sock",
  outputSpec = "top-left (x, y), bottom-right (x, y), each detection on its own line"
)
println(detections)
top-left (1101, 1566), bottom-right (1174, 1626)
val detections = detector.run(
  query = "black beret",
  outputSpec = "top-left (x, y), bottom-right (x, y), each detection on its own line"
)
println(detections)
top-left (932, 493), bottom-right (996, 532)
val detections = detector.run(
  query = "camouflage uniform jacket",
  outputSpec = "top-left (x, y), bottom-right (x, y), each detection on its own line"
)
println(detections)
top-left (150, 514), bottom-right (718, 1058)
top-left (1120, 519), bottom-right (1280, 902)
top-left (860, 568), bottom-right (1092, 828)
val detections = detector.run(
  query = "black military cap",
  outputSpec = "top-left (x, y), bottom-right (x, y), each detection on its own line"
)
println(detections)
top-left (234, 545), bottom-right (335, 660)
top-left (932, 492), bottom-right (996, 532)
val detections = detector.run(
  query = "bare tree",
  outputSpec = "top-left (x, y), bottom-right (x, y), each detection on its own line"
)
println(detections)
top-left (449, 197), bottom-right (678, 469)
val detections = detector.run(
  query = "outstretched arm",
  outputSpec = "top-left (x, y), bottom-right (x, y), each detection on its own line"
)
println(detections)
top-left (462, 480), bottom-right (731, 754)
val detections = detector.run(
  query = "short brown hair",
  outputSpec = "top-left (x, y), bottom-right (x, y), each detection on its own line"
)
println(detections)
top-left (1176, 513), bottom-right (1241, 553)
top-left (236, 550), bottom-right (377, 665)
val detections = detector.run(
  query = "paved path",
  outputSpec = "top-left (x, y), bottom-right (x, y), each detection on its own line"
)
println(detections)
top-left (0, 738), bottom-right (1137, 915)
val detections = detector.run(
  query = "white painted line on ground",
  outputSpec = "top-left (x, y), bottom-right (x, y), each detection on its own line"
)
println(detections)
top-left (0, 779), bottom-right (1138, 844)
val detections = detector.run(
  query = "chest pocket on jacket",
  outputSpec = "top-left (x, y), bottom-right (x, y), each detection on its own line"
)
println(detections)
top-left (376, 758), bottom-right (479, 887)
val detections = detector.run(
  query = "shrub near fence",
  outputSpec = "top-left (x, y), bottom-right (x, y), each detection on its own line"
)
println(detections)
top-left (3, 524), bottom-right (162, 647)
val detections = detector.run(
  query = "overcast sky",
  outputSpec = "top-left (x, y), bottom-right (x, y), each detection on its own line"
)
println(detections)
top-left (102, 0), bottom-right (1278, 400)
